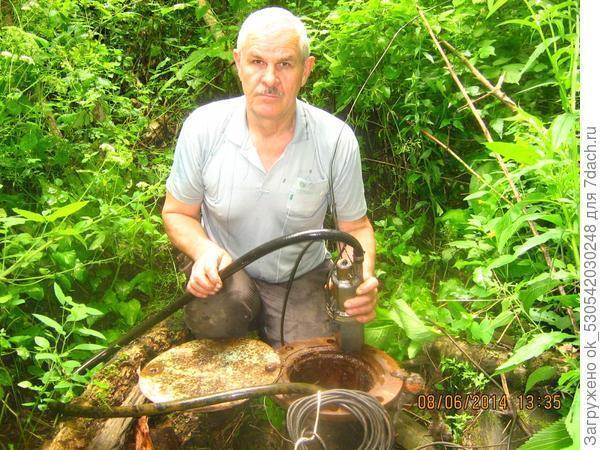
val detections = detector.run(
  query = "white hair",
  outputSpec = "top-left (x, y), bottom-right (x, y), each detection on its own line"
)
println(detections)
top-left (236, 7), bottom-right (310, 60)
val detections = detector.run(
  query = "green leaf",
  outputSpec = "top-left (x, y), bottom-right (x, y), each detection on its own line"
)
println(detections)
top-left (16, 347), bottom-right (30, 359)
top-left (195, 4), bottom-right (209, 19)
top-left (34, 336), bottom-right (51, 349)
top-left (564, 389), bottom-right (579, 448)
top-left (478, 45), bottom-right (495, 59)
top-left (448, 240), bottom-right (477, 249)
top-left (485, 142), bottom-right (542, 165)
top-left (407, 341), bottom-right (421, 359)
top-left (502, 63), bottom-right (525, 84)
top-left (400, 251), bottom-right (423, 267)
top-left (0, 294), bottom-right (14, 304)
top-left (517, 418), bottom-right (572, 450)
top-left (518, 37), bottom-right (561, 80)
top-left (495, 202), bottom-right (542, 253)
top-left (118, 299), bottom-right (141, 326)
top-left (66, 304), bottom-right (104, 322)
top-left (550, 113), bottom-right (577, 151)
top-left (470, 319), bottom-right (495, 345)
top-left (490, 118), bottom-right (504, 137)
top-left (54, 380), bottom-right (74, 390)
top-left (51, 251), bottom-right (77, 269)
top-left (131, 271), bottom-right (155, 295)
top-left (114, 279), bottom-right (133, 301)
top-left (487, 254), bottom-right (517, 270)
top-left (513, 229), bottom-right (563, 257)
top-left (486, 0), bottom-right (510, 18)
top-left (495, 332), bottom-right (572, 374)
top-left (28, 286), bottom-right (44, 301)
top-left (71, 343), bottom-right (106, 352)
top-left (158, 2), bottom-right (193, 15)
top-left (390, 299), bottom-right (439, 344)
top-left (490, 310), bottom-right (513, 329)
top-left (500, 18), bottom-right (537, 30)
top-left (0, 368), bottom-right (12, 386)
top-left (13, 208), bottom-right (45, 222)
top-left (365, 324), bottom-right (396, 348)
top-left (53, 283), bottom-right (71, 305)
top-left (62, 360), bottom-right (81, 370)
top-left (75, 327), bottom-right (106, 340)
top-left (529, 308), bottom-right (572, 330)
top-left (32, 313), bottom-right (64, 335)
top-left (497, 212), bottom-right (544, 252)
top-left (46, 201), bottom-right (88, 222)
top-left (423, 52), bottom-right (435, 63)
top-left (65, 304), bottom-right (90, 322)
top-left (464, 191), bottom-right (488, 201)
top-left (89, 232), bottom-right (106, 250)
top-left (35, 352), bottom-right (61, 363)
top-left (0, 216), bottom-right (27, 228)
top-left (519, 278), bottom-right (561, 312)
top-left (524, 366), bottom-right (557, 393)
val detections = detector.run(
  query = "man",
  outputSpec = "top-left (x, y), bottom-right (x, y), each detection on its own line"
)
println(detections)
top-left (162, 7), bottom-right (378, 347)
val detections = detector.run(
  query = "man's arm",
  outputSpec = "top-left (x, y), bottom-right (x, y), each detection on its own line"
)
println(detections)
top-left (337, 215), bottom-right (378, 323)
top-left (162, 192), bottom-right (231, 298)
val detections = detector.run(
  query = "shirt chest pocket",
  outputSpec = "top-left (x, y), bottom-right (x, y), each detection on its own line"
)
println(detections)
top-left (287, 178), bottom-right (329, 219)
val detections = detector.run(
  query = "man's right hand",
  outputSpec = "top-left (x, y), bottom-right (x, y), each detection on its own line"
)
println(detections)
top-left (187, 243), bottom-right (232, 298)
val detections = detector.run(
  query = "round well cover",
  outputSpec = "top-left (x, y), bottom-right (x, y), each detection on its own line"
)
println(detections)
top-left (138, 338), bottom-right (281, 411)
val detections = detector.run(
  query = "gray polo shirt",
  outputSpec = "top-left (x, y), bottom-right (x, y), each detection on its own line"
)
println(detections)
top-left (166, 96), bottom-right (367, 283)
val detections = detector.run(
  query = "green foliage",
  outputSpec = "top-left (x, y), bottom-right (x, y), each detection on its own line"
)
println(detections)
top-left (438, 357), bottom-right (489, 394)
top-left (263, 396), bottom-right (286, 431)
top-left (0, 0), bottom-right (196, 442)
top-left (525, 366), bottom-right (557, 394)
top-left (495, 332), bottom-right (573, 374)
top-left (446, 412), bottom-right (475, 442)
top-left (517, 417), bottom-right (572, 450)
top-left (359, 3), bottom-right (579, 439)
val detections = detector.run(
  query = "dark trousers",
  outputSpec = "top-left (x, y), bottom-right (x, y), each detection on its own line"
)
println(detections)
top-left (183, 260), bottom-right (334, 347)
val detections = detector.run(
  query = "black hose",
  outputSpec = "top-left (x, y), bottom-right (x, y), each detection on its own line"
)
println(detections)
top-left (76, 229), bottom-right (363, 375)
top-left (52, 383), bottom-right (320, 418)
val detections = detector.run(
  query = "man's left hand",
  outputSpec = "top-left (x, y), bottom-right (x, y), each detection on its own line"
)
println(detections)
top-left (343, 276), bottom-right (378, 323)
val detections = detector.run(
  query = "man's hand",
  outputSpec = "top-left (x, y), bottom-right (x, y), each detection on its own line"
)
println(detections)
top-left (187, 243), bottom-right (232, 298)
top-left (343, 275), bottom-right (378, 323)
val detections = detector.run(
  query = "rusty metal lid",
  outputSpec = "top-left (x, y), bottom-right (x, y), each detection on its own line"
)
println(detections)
top-left (138, 338), bottom-right (281, 412)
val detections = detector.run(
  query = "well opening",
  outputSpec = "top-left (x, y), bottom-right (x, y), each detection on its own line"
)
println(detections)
top-left (286, 350), bottom-right (375, 391)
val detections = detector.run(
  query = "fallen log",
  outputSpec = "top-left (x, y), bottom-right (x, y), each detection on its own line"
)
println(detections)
top-left (404, 336), bottom-right (569, 389)
top-left (45, 319), bottom-right (188, 450)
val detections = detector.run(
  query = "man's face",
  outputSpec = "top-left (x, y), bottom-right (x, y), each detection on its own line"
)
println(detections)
top-left (234, 27), bottom-right (315, 123)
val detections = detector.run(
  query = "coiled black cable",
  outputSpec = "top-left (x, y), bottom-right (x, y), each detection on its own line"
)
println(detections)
top-left (286, 389), bottom-right (395, 450)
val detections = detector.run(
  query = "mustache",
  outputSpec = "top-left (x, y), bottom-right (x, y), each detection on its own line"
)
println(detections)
top-left (260, 87), bottom-right (283, 97)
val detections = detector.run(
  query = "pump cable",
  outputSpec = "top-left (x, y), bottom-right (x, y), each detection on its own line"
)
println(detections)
top-left (286, 389), bottom-right (395, 450)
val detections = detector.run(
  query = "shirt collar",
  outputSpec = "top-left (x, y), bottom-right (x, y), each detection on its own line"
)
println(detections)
top-left (226, 96), bottom-right (309, 147)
